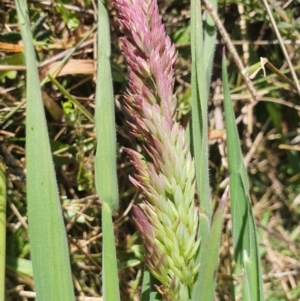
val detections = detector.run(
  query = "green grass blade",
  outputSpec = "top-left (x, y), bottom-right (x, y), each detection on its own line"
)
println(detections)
top-left (94, 0), bottom-right (120, 300)
top-left (47, 74), bottom-right (94, 123)
top-left (0, 162), bottom-right (6, 301)
top-left (140, 268), bottom-right (161, 301)
top-left (95, 0), bottom-right (118, 211)
top-left (203, 0), bottom-right (217, 88)
top-left (190, 0), bottom-right (212, 297)
top-left (192, 189), bottom-right (227, 301)
top-left (190, 0), bottom-right (211, 237)
top-left (101, 205), bottom-right (120, 300)
top-left (190, 0), bottom-right (213, 297)
top-left (222, 52), bottom-right (264, 301)
top-left (15, 1), bottom-right (75, 300)
top-left (6, 256), bottom-right (33, 277)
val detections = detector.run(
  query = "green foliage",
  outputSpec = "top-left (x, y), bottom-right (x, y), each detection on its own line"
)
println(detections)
top-left (6, 256), bottom-right (33, 277)
top-left (94, 0), bottom-right (120, 300)
top-left (191, 192), bottom-right (226, 301)
top-left (55, 1), bottom-right (79, 31)
top-left (0, 53), bottom-right (24, 80)
top-left (223, 53), bottom-right (264, 301)
top-left (14, 1), bottom-right (75, 300)
top-left (172, 24), bottom-right (190, 44)
top-left (141, 269), bottom-right (162, 301)
top-left (190, 0), bottom-right (219, 300)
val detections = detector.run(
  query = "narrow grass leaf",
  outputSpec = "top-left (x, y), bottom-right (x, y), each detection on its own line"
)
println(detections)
top-left (190, 0), bottom-right (212, 297)
top-left (190, 0), bottom-right (211, 224)
top-left (222, 52), bottom-right (264, 301)
top-left (141, 268), bottom-right (161, 301)
top-left (94, 0), bottom-right (120, 300)
top-left (6, 256), bottom-right (33, 277)
top-left (190, 0), bottom-right (211, 240)
top-left (0, 162), bottom-right (6, 301)
top-left (95, 0), bottom-right (118, 211)
top-left (203, 0), bottom-right (217, 88)
top-left (15, 1), bottom-right (75, 300)
top-left (192, 189), bottom-right (227, 301)
top-left (48, 74), bottom-right (94, 122)
top-left (101, 205), bottom-right (120, 301)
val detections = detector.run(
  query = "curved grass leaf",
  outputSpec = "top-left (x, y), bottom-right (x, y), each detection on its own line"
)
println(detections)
top-left (6, 256), bottom-right (33, 277)
top-left (222, 51), bottom-right (264, 301)
top-left (190, 0), bottom-right (213, 298)
top-left (192, 189), bottom-right (227, 301)
top-left (190, 0), bottom-right (211, 226)
top-left (47, 74), bottom-right (94, 122)
top-left (203, 0), bottom-right (217, 89)
top-left (15, 1), bottom-right (75, 300)
top-left (141, 268), bottom-right (161, 301)
top-left (94, 0), bottom-right (120, 300)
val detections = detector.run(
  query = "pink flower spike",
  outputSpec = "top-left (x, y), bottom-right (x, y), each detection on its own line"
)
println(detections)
top-left (113, 0), bottom-right (200, 299)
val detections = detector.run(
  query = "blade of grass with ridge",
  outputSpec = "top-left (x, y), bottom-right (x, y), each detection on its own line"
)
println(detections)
top-left (191, 188), bottom-right (227, 301)
top-left (190, 0), bottom-right (212, 298)
top-left (94, 1), bottom-right (120, 300)
top-left (15, 1), bottom-right (75, 300)
top-left (140, 268), bottom-right (161, 301)
top-left (190, 0), bottom-right (211, 245)
top-left (6, 256), bottom-right (33, 277)
top-left (0, 161), bottom-right (6, 301)
top-left (222, 52), bottom-right (264, 301)
top-left (203, 0), bottom-right (217, 89)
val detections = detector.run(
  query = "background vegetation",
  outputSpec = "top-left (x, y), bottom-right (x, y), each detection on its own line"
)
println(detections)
top-left (0, 0), bottom-right (299, 300)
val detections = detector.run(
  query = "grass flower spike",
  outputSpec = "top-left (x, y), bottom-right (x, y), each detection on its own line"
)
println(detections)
top-left (113, 0), bottom-right (200, 299)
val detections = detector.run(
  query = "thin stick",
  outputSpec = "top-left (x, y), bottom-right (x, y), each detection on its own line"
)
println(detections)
top-left (261, 0), bottom-right (300, 96)
top-left (265, 59), bottom-right (298, 91)
top-left (202, 0), bottom-right (257, 102)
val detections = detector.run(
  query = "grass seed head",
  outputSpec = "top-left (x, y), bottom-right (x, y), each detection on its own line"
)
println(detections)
top-left (113, 0), bottom-right (200, 298)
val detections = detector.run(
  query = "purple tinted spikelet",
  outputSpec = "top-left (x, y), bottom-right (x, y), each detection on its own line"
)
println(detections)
top-left (113, 0), bottom-right (200, 299)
